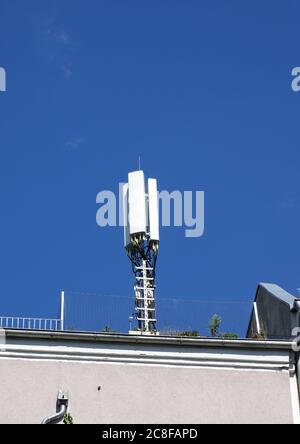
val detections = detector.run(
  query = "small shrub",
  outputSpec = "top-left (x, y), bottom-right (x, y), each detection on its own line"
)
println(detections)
top-left (250, 329), bottom-right (267, 340)
top-left (221, 333), bottom-right (239, 339)
top-left (178, 330), bottom-right (200, 337)
top-left (209, 314), bottom-right (222, 337)
top-left (63, 413), bottom-right (74, 424)
top-left (160, 329), bottom-right (200, 337)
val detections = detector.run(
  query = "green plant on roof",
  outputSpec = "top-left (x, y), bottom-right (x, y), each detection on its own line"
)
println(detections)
top-left (209, 314), bottom-right (222, 337)
top-left (220, 332), bottom-right (239, 339)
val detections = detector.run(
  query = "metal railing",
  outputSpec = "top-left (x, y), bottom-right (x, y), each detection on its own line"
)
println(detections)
top-left (0, 317), bottom-right (62, 331)
top-left (0, 290), bottom-right (253, 336)
top-left (62, 291), bottom-right (252, 337)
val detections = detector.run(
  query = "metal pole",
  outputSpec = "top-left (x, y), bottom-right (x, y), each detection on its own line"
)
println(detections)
top-left (60, 291), bottom-right (65, 331)
top-left (253, 302), bottom-right (261, 334)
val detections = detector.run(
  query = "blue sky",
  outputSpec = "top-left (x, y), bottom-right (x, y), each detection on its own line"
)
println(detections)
top-left (0, 0), bottom-right (300, 335)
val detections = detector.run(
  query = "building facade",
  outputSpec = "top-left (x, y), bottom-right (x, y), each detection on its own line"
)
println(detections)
top-left (0, 329), bottom-right (299, 424)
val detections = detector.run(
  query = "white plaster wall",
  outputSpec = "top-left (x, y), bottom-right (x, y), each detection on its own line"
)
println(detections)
top-left (0, 357), bottom-right (295, 424)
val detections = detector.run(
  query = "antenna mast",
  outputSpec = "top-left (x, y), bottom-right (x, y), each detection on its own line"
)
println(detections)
top-left (123, 171), bottom-right (159, 334)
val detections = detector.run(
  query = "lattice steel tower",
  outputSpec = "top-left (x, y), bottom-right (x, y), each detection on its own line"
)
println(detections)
top-left (122, 171), bottom-right (159, 334)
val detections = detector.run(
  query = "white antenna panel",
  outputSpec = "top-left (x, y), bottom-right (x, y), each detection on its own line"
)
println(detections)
top-left (148, 178), bottom-right (159, 242)
top-left (128, 171), bottom-right (147, 235)
top-left (122, 183), bottom-right (130, 247)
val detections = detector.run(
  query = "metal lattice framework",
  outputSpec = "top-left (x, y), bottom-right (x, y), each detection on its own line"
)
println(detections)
top-left (126, 237), bottom-right (158, 332)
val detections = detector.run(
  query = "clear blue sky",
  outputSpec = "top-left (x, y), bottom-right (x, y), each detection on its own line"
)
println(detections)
top-left (0, 0), bottom-right (299, 335)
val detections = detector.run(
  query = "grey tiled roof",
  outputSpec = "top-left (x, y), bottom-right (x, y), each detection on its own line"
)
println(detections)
top-left (257, 283), bottom-right (296, 310)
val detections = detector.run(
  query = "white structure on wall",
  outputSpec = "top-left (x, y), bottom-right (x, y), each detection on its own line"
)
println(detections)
top-left (123, 171), bottom-right (159, 334)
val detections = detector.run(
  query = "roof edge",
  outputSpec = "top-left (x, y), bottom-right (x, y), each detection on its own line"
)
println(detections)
top-left (1, 328), bottom-right (295, 351)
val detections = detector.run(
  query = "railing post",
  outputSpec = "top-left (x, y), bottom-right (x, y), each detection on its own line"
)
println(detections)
top-left (60, 291), bottom-right (65, 331)
top-left (253, 301), bottom-right (261, 334)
